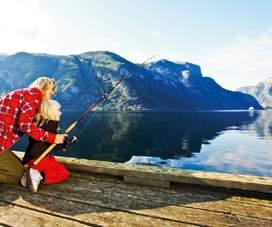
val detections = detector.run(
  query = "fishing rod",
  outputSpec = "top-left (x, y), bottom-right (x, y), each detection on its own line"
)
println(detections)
top-left (33, 53), bottom-right (159, 165)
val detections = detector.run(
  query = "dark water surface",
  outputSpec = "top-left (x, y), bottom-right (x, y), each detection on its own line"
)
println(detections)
top-left (14, 110), bottom-right (272, 176)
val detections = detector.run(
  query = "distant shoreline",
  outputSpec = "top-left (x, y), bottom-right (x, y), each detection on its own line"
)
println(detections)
top-left (61, 109), bottom-right (265, 113)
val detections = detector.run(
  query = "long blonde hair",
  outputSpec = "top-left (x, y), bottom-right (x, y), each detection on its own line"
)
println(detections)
top-left (36, 100), bottom-right (61, 126)
top-left (29, 77), bottom-right (57, 94)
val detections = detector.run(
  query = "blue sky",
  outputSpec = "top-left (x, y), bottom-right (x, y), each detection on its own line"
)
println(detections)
top-left (0, 0), bottom-right (272, 90)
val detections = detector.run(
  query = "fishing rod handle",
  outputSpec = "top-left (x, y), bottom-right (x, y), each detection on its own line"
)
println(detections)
top-left (34, 121), bottom-right (78, 165)
top-left (65, 121), bottom-right (78, 134)
top-left (33, 143), bottom-right (56, 165)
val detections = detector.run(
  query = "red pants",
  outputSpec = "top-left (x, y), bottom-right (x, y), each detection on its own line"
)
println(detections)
top-left (29, 155), bottom-right (69, 185)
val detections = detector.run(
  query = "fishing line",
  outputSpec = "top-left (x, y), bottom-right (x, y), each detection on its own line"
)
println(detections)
top-left (34, 53), bottom-right (160, 165)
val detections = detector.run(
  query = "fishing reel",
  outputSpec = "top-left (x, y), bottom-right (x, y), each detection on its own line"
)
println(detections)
top-left (63, 136), bottom-right (78, 150)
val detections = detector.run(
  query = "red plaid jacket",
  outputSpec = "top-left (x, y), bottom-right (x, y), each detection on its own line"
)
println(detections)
top-left (0, 87), bottom-right (56, 153)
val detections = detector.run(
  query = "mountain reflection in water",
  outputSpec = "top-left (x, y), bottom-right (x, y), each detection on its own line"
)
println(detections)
top-left (14, 110), bottom-right (272, 176)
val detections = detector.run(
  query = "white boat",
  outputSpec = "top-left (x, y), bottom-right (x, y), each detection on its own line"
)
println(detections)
top-left (248, 106), bottom-right (254, 111)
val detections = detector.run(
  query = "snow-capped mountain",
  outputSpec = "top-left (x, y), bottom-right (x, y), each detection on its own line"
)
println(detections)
top-left (237, 77), bottom-right (272, 108)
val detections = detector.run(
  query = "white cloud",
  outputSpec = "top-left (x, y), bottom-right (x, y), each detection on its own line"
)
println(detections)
top-left (195, 29), bottom-right (272, 90)
top-left (0, 0), bottom-right (57, 54)
top-left (157, 49), bottom-right (187, 62)
top-left (152, 31), bottom-right (161, 39)
top-left (111, 41), bottom-right (121, 49)
top-left (117, 48), bottom-right (187, 64)
top-left (117, 49), bottom-right (155, 63)
top-left (0, 0), bottom-right (101, 55)
top-left (119, 30), bottom-right (272, 91)
top-left (1, 1), bottom-right (270, 91)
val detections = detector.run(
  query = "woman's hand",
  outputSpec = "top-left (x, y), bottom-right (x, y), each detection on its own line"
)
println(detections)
top-left (63, 136), bottom-right (78, 150)
top-left (54, 134), bottom-right (67, 144)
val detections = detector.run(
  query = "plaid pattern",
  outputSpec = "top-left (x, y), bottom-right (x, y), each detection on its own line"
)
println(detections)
top-left (0, 88), bottom-right (56, 153)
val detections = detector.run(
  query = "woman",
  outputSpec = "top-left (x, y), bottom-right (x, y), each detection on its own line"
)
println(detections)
top-left (0, 77), bottom-right (66, 185)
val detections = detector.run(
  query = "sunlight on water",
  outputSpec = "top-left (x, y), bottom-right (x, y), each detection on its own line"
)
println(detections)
top-left (165, 130), bottom-right (272, 176)
top-left (14, 110), bottom-right (272, 176)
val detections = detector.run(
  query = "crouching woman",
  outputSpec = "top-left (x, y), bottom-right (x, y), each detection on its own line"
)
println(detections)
top-left (0, 77), bottom-right (66, 185)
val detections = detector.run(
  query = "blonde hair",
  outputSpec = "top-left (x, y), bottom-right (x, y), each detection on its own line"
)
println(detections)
top-left (29, 77), bottom-right (57, 94)
top-left (37, 100), bottom-right (61, 124)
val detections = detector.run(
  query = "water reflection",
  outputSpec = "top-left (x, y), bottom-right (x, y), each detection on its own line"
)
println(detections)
top-left (124, 111), bottom-right (272, 176)
top-left (246, 110), bottom-right (272, 139)
top-left (60, 111), bottom-right (259, 161)
top-left (14, 110), bottom-right (272, 176)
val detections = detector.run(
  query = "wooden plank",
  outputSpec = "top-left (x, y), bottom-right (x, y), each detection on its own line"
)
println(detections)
top-left (124, 176), bottom-right (170, 188)
top-left (230, 196), bottom-right (272, 207)
top-left (0, 200), bottom-right (90, 227)
top-left (11, 152), bottom-right (272, 226)
top-left (0, 186), bottom-right (192, 227)
top-left (50, 173), bottom-right (272, 221)
top-left (14, 152), bottom-right (272, 193)
top-left (14, 152), bottom-right (272, 210)
top-left (55, 155), bottom-right (272, 193)
top-left (31, 188), bottom-right (272, 226)
top-left (70, 171), bottom-right (272, 207)
top-left (2, 181), bottom-right (271, 227)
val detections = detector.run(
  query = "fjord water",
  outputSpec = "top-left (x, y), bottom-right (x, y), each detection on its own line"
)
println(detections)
top-left (14, 110), bottom-right (272, 176)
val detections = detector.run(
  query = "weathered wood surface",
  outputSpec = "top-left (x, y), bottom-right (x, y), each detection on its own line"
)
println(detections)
top-left (14, 152), bottom-right (272, 193)
top-left (55, 156), bottom-right (272, 193)
top-left (1, 170), bottom-right (272, 227)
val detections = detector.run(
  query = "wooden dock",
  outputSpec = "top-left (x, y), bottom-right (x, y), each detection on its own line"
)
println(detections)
top-left (0, 154), bottom-right (272, 226)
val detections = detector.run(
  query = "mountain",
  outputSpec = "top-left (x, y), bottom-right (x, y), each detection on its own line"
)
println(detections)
top-left (237, 77), bottom-right (272, 108)
top-left (0, 51), bottom-right (263, 111)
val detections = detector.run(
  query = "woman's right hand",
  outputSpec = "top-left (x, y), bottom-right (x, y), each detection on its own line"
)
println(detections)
top-left (54, 134), bottom-right (67, 144)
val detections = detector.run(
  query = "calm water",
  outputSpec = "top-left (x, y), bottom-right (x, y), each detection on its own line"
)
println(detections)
top-left (14, 110), bottom-right (272, 177)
